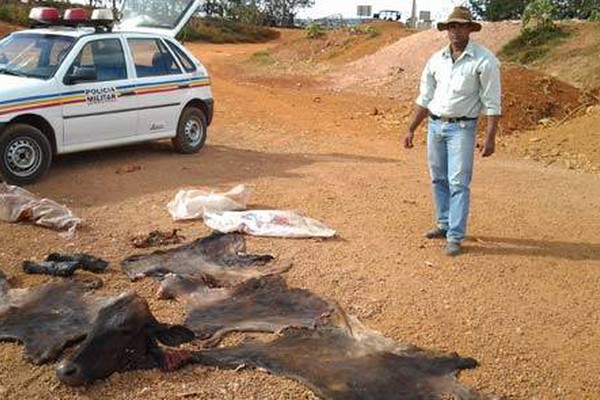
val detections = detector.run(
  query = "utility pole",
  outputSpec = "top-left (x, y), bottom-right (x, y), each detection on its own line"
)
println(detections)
top-left (410, 0), bottom-right (417, 29)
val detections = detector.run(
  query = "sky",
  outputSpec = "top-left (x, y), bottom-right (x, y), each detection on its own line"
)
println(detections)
top-left (297, 0), bottom-right (463, 21)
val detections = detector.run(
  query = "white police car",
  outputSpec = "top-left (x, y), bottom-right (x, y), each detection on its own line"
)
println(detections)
top-left (0, 0), bottom-right (213, 185)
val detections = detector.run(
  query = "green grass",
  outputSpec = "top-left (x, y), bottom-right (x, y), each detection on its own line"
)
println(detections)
top-left (0, 4), bottom-right (32, 26)
top-left (305, 23), bottom-right (326, 39)
top-left (179, 18), bottom-right (280, 44)
top-left (500, 25), bottom-right (571, 64)
top-left (346, 25), bottom-right (381, 38)
top-left (250, 50), bottom-right (275, 65)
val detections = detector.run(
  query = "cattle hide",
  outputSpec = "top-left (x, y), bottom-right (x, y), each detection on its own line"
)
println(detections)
top-left (0, 272), bottom-right (105, 364)
top-left (191, 311), bottom-right (488, 400)
top-left (57, 291), bottom-right (195, 386)
top-left (164, 275), bottom-right (331, 345)
top-left (157, 273), bottom-right (222, 300)
top-left (121, 232), bottom-right (289, 284)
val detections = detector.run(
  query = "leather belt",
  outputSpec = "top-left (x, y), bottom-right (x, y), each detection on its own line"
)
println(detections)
top-left (430, 114), bottom-right (477, 123)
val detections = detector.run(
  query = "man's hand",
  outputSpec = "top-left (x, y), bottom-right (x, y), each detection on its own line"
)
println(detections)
top-left (404, 106), bottom-right (429, 150)
top-left (481, 115), bottom-right (500, 158)
top-left (480, 138), bottom-right (495, 157)
top-left (404, 131), bottom-right (415, 149)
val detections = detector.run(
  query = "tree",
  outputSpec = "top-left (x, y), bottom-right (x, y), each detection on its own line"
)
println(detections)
top-left (467, 0), bottom-right (531, 21)
top-left (202, 0), bottom-right (227, 17)
top-left (468, 0), bottom-right (600, 21)
top-left (262, 0), bottom-right (314, 27)
top-left (198, 0), bottom-right (314, 26)
top-left (553, 0), bottom-right (600, 19)
top-left (522, 0), bottom-right (556, 29)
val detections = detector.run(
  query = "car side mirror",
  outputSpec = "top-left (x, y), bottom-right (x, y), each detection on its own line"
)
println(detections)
top-left (65, 66), bottom-right (97, 85)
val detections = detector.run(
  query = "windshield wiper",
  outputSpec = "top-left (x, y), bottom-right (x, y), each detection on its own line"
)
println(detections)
top-left (0, 67), bottom-right (28, 77)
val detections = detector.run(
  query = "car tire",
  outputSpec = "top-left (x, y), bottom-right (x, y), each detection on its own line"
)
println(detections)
top-left (172, 107), bottom-right (207, 154)
top-left (0, 124), bottom-right (52, 186)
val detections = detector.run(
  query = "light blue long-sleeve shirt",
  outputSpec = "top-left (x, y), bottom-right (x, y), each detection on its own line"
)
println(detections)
top-left (416, 40), bottom-right (502, 118)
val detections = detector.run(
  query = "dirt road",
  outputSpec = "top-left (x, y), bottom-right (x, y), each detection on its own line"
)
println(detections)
top-left (0, 37), bottom-right (599, 400)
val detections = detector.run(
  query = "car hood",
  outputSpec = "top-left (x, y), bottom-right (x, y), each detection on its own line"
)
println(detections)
top-left (0, 74), bottom-right (45, 91)
top-left (0, 75), bottom-right (54, 112)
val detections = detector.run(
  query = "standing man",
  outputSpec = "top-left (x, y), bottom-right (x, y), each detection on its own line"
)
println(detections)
top-left (404, 6), bottom-right (501, 256)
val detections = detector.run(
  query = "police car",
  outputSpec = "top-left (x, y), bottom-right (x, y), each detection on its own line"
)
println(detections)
top-left (0, 0), bottom-right (213, 185)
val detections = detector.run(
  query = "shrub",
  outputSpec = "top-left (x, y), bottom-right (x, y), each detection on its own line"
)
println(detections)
top-left (305, 23), bottom-right (325, 39)
top-left (364, 25), bottom-right (380, 38)
top-left (500, 24), bottom-right (570, 64)
top-left (522, 0), bottom-right (556, 31)
top-left (0, 4), bottom-right (29, 26)
top-left (590, 9), bottom-right (600, 22)
top-left (347, 25), bottom-right (380, 38)
top-left (500, 0), bottom-right (569, 64)
top-left (178, 18), bottom-right (279, 43)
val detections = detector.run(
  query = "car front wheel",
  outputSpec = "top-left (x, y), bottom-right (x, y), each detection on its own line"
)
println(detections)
top-left (0, 124), bottom-right (52, 186)
top-left (172, 107), bottom-right (207, 154)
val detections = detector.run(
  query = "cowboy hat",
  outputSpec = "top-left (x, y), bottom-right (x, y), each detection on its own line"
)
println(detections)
top-left (437, 6), bottom-right (482, 32)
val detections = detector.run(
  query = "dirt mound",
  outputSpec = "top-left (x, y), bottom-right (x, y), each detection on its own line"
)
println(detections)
top-left (500, 64), bottom-right (587, 133)
top-left (269, 21), bottom-right (414, 67)
top-left (330, 21), bottom-right (522, 98)
top-left (325, 21), bottom-right (589, 133)
top-left (526, 22), bottom-right (600, 90)
top-left (503, 104), bottom-right (600, 172)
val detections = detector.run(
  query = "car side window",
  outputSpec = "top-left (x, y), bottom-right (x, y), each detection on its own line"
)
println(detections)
top-left (67, 39), bottom-right (127, 83)
top-left (165, 40), bottom-right (196, 73)
top-left (128, 38), bottom-right (182, 78)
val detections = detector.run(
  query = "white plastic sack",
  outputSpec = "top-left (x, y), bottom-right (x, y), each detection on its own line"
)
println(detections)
top-left (167, 184), bottom-right (251, 221)
top-left (0, 183), bottom-right (81, 232)
top-left (203, 210), bottom-right (336, 238)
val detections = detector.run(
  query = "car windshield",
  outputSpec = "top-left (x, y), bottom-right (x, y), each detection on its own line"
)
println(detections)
top-left (0, 33), bottom-right (75, 79)
top-left (120, 0), bottom-right (196, 29)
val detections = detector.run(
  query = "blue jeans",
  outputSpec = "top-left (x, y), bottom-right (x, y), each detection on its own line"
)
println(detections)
top-left (427, 118), bottom-right (477, 243)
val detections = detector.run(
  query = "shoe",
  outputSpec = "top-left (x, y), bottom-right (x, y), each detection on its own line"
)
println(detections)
top-left (424, 227), bottom-right (447, 239)
top-left (445, 241), bottom-right (461, 257)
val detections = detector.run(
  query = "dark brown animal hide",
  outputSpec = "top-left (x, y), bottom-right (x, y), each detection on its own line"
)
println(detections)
top-left (163, 275), bottom-right (332, 345)
top-left (190, 311), bottom-right (489, 400)
top-left (0, 272), bottom-right (105, 364)
top-left (121, 232), bottom-right (289, 284)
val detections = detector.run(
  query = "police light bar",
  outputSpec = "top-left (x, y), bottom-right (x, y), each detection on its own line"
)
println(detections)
top-left (90, 9), bottom-right (114, 32)
top-left (64, 8), bottom-right (87, 22)
top-left (29, 7), bottom-right (60, 23)
top-left (91, 9), bottom-right (114, 22)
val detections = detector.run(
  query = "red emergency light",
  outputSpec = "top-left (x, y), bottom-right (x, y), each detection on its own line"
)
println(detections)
top-left (64, 8), bottom-right (87, 22)
top-left (29, 6), bottom-right (113, 32)
top-left (29, 7), bottom-right (61, 23)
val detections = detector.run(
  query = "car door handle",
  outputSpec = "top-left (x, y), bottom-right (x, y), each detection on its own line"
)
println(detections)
top-left (119, 90), bottom-right (136, 97)
top-left (178, 84), bottom-right (191, 89)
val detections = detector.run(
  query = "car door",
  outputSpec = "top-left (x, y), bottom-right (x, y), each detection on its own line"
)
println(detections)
top-left (61, 37), bottom-right (137, 147)
top-left (126, 36), bottom-right (187, 137)
top-left (116, 0), bottom-right (202, 38)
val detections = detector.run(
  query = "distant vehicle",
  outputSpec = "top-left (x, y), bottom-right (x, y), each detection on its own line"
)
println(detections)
top-left (0, 0), bottom-right (213, 185)
top-left (373, 10), bottom-right (402, 22)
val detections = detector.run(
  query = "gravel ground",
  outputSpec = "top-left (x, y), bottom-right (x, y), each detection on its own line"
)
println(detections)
top-left (0, 31), bottom-right (599, 400)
